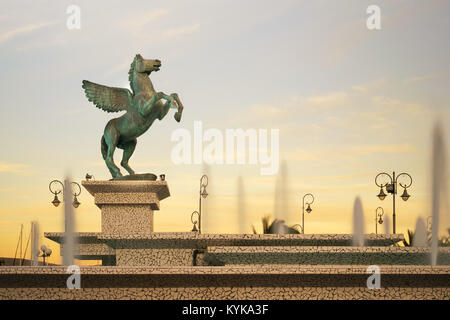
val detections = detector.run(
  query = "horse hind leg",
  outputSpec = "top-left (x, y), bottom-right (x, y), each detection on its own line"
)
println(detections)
top-left (101, 136), bottom-right (107, 160)
top-left (120, 139), bottom-right (137, 175)
top-left (103, 126), bottom-right (122, 178)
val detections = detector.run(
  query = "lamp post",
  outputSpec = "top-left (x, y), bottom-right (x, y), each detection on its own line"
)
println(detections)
top-left (301, 193), bottom-right (314, 234)
top-left (49, 179), bottom-right (82, 209)
top-left (191, 175), bottom-right (208, 233)
top-left (375, 171), bottom-right (412, 234)
top-left (375, 207), bottom-right (384, 234)
top-left (39, 245), bottom-right (52, 266)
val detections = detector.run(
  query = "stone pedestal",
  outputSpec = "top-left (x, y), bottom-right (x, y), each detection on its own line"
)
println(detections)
top-left (82, 180), bottom-right (170, 234)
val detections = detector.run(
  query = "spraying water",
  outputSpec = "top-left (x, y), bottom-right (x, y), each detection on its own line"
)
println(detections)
top-left (352, 197), bottom-right (365, 246)
top-left (30, 221), bottom-right (39, 266)
top-left (431, 123), bottom-right (447, 266)
top-left (237, 176), bottom-right (248, 234)
top-left (384, 215), bottom-right (391, 235)
top-left (270, 219), bottom-right (288, 234)
top-left (63, 178), bottom-right (75, 266)
top-left (273, 160), bottom-right (289, 228)
top-left (412, 217), bottom-right (428, 247)
top-left (201, 164), bottom-right (211, 233)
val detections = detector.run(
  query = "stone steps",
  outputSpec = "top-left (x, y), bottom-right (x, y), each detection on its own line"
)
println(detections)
top-left (204, 246), bottom-right (450, 266)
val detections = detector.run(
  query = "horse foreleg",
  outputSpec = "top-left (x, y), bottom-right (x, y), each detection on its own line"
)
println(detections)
top-left (120, 139), bottom-right (137, 175)
top-left (171, 93), bottom-right (184, 122)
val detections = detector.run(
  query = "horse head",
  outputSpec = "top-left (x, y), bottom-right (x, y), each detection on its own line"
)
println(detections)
top-left (134, 54), bottom-right (161, 75)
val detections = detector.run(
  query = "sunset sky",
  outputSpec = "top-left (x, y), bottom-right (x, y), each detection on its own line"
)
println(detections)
top-left (0, 0), bottom-right (449, 264)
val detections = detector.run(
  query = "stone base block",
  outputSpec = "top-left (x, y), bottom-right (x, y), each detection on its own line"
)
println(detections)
top-left (81, 180), bottom-right (170, 234)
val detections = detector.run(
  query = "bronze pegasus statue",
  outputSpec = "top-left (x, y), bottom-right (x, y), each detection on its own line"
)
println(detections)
top-left (82, 54), bottom-right (183, 179)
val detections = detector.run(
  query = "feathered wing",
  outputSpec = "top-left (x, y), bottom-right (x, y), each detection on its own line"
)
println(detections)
top-left (82, 80), bottom-right (133, 113)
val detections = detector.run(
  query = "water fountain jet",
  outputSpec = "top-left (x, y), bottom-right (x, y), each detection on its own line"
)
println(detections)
top-left (431, 123), bottom-right (447, 266)
top-left (352, 197), bottom-right (365, 246)
top-left (63, 178), bottom-right (76, 266)
top-left (412, 217), bottom-right (428, 247)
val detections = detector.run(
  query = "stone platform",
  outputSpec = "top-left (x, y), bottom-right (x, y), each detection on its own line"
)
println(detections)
top-left (32, 178), bottom-right (449, 300)
top-left (206, 246), bottom-right (450, 265)
top-left (0, 265), bottom-right (449, 300)
top-left (44, 232), bottom-right (406, 266)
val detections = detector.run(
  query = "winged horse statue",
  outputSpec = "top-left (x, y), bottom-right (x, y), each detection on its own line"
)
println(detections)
top-left (82, 54), bottom-right (183, 179)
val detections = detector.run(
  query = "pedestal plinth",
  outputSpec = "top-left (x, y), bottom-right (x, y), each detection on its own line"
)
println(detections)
top-left (82, 180), bottom-right (170, 234)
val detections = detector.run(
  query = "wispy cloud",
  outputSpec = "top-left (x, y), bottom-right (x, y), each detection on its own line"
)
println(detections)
top-left (121, 8), bottom-right (169, 32)
top-left (351, 85), bottom-right (368, 92)
top-left (249, 103), bottom-right (290, 120)
top-left (0, 21), bottom-right (58, 44)
top-left (306, 91), bottom-right (347, 105)
top-left (350, 143), bottom-right (416, 155)
top-left (163, 23), bottom-right (200, 40)
top-left (371, 96), bottom-right (424, 115)
top-left (121, 9), bottom-right (200, 43)
top-left (285, 143), bottom-right (416, 164)
top-left (0, 162), bottom-right (30, 174)
top-left (104, 60), bottom-right (132, 77)
top-left (302, 173), bottom-right (373, 182)
top-left (0, 187), bottom-right (15, 192)
top-left (403, 73), bottom-right (439, 84)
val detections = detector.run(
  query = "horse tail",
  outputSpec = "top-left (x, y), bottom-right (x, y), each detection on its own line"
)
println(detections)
top-left (101, 135), bottom-right (107, 160)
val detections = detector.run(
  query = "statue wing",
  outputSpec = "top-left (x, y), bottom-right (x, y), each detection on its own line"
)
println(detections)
top-left (82, 80), bottom-right (133, 113)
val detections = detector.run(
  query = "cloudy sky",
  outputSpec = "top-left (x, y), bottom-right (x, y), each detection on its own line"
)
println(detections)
top-left (0, 0), bottom-right (449, 264)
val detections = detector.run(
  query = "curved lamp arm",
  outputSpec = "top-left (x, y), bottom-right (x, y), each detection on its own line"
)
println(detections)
top-left (376, 207), bottom-right (384, 217)
top-left (375, 172), bottom-right (393, 188)
top-left (302, 193), bottom-right (315, 205)
top-left (191, 211), bottom-right (200, 225)
top-left (200, 174), bottom-right (208, 188)
top-left (49, 180), bottom-right (64, 195)
top-left (71, 182), bottom-right (82, 196)
top-left (396, 172), bottom-right (413, 189)
top-left (49, 180), bottom-right (82, 196)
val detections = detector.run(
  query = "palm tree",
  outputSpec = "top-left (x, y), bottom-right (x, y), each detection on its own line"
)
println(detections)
top-left (402, 229), bottom-right (414, 247)
top-left (252, 215), bottom-right (300, 234)
top-left (439, 228), bottom-right (450, 246)
top-left (398, 228), bottom-right (449, 247)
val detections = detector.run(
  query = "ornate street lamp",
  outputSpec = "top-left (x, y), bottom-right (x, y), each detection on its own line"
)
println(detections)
top-left (190, 175), bottom-right (208, 233)
top-left (191, 211), bottom-right (199, 232)
top-left (375, 171), bottom-right (412, 234)
top-left (49, 180), bottom-right (82, 209)
top-left (301, 193), bottom-right (315, 234)
top-left (39, 245), bottom-right (52, 266)
top-left (375, 207), bottom-right (384, 234)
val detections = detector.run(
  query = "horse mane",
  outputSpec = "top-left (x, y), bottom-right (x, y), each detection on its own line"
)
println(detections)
top-left (128, 56), bottom-right (137, 93)
top-left (128, 54), bottom-right (153, 95)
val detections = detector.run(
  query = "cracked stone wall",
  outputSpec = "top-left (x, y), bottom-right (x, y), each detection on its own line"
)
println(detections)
top-left (206, 246), bottom-right (450, 266)
top-left (116, 248), bottom-right (194, 266)
top-left (0, 266), bottom-right (448, 300)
